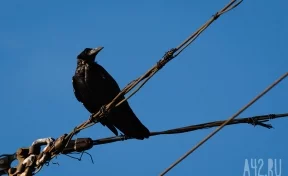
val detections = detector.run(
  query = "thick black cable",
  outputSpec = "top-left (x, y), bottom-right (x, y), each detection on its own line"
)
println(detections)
top-left (92, 113), bottom-right (287, 146)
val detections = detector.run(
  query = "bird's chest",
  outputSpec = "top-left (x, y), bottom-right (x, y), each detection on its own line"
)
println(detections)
top-left (87, 65), bottom-right (108, 81)
top-left (76, 63), bottom-right (106, 80)
top-left (75, 63), bottom-right (86, 77)
top-left (97, 71), bottom-right (107, 80)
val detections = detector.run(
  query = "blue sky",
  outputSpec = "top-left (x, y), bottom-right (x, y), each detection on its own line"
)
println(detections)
top-left (0, 0), bottom-right (287, 175)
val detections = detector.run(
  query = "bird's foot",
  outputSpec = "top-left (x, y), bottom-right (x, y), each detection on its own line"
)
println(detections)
top-left (89, 106), bottom-right (109, 123)
top-left (99, 105), bottom-right (108, 117)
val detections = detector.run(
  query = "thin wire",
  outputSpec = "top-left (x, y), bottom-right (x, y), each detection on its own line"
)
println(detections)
top-left (174, 0), bottom-right (243, 57)
top-left (159, 72), bottom-right (288, 176)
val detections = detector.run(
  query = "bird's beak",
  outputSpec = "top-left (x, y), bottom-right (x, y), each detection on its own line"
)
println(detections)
top-left (89, 46), bottom-right (104, 55)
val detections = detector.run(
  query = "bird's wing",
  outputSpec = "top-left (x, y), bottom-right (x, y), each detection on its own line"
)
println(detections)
top-left (94, 64), bottom-right (150, 139)
top-left (72, 70), bottom-right (96, 104)
top-left (109, 101), bottom-right (150, 140)
top-left (102, 122), bottom-right (119, 136)
top-left (73, 66), bottom-right (120, 137)
top-left (95, 64), bottom-right (122, 98)
top-left (72, 76), bottom-right (84, 103)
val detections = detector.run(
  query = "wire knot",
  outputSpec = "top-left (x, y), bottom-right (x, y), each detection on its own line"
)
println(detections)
top-left (213, 12), bottom-right (219, 20)
top-left (89, 105), bottom-right (109, 123)
top-left (248, 118), bottom-right (257, 127)
top-left (99, 105), bottom-right (109, 117)
top-left (157, 48), bottom-right (177, 69)
top-left (268, 114), bottom-right (276, 120)
top-left (164, 48), bottom-right (177, 60)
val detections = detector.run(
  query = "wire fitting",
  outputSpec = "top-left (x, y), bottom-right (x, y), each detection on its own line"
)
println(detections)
top-left (99, 105), bottom-right (108, 117)
top-left (268, 114), bottom-right (276, 120)
top-left (157, 48), bottom-right (177, 69)
top-left (248, 118), bottom-right (257, 127)
top-left (89, 105), bottom-right (109, 123)
top-left (212, 12), bottom-right (219, 20)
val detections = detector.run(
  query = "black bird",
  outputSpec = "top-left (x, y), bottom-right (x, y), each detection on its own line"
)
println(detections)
top-left (72, 47), bottom-right (150, 140)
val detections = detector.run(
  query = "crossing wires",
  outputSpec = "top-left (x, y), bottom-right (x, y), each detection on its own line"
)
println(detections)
top-left (36, 1), bottom-right (245, 172)
top-left (159, 72), bottom-right (288, 175)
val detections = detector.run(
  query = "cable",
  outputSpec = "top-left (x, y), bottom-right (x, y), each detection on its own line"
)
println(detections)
top-left (3, 112), bottom-right (287, 175)
top-left (91, 113), bottom-right (287, 146)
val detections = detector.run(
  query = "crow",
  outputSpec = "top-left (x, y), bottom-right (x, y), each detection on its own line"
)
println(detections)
top-left (72, 47), bottom-right (150, 140)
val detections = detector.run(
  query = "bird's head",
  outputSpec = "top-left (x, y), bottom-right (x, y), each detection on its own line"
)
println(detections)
top-left (77, 46), bottom-right (104, 62)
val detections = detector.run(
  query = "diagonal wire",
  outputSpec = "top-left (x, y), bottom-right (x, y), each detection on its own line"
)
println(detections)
top-left (174, 0), bottom-right (243, 58)
top-left (159, 72), bottom-right (288, 176)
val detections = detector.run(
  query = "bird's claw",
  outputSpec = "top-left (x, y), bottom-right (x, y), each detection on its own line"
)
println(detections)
top-left (88, 106), bottom-right (108, 123)
top-left (100, 106), bottom-right (108, 117)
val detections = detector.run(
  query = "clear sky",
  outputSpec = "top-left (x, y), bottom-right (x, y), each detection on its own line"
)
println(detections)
top-left (0, 0), bottom-right (287, 176)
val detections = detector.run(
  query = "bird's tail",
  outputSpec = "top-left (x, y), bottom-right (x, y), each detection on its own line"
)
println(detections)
top-left (107, 102), bottom-right (150, 140)
top-left (100, 120), bottom-right (119, 136)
